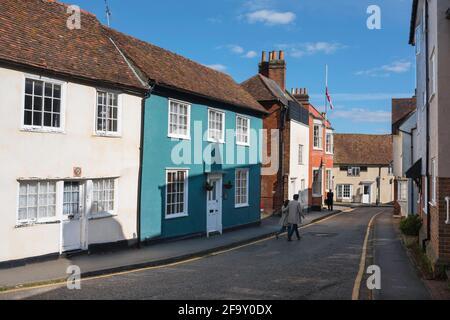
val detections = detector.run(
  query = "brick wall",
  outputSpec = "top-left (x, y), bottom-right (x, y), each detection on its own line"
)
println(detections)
top-left (419, 176), bottom-right (450, 270)
top-left (436, 177), bottom-right (450, 264)
top-left (261, 101), bottom-right (291, 214)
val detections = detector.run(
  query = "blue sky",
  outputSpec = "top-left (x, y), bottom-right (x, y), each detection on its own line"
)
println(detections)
top-left (67, 0), bottom-right (415, 134)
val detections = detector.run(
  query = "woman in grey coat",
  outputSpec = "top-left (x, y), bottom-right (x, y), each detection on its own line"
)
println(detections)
top-left (286, 194), bottom-right (305, 241)
top-left (276, 200), bottom-right (290, 239)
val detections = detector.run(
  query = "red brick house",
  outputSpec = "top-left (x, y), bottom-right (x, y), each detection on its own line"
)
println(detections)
top-left (242, 51), bottom-right (310, 214)
top-left (294, 90), bottom-right (334, 210)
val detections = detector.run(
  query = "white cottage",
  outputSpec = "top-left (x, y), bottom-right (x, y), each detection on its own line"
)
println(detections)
top-left (0, 0), bottom-right (147, 264)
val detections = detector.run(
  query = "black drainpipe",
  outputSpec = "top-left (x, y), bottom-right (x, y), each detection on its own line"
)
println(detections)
top-left (424, 0), bottom-right (431, 249)
top-left (136, 81), bottom-right (156, 248)
top-left (278, 104), bottom-right (288, 210)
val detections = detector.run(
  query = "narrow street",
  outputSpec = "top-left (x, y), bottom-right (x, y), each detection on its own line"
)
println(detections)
top-left (1, 207), bottom-right (431, 300)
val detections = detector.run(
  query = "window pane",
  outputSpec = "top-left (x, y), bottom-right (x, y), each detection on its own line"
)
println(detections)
top-left (33, 96), bottom-right (42, 111)
top-left (24, 111), bottom-right (32, 125)
top-left (25, 95), bottom-right (33, 110)
top-left (25, 79), bottom-right (33, 95)
top-left (34, 81), bottom-right (43, 96)
top-left (53, 85), bottom-right (61, 99)
top-left (44, 112), bottom-right (52, 127)
top-left (45, 83), bottom-right (53, 97)
top-left (32, 111), bottom-right (42, 126)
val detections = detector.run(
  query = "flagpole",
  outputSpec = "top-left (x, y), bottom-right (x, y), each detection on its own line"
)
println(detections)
top-left (325, 64), bottom-right (328, 119)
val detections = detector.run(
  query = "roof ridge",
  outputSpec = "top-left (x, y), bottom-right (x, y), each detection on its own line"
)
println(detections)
top-left (103, 26), bottom-right (235, 80)
top-left (41, 0), bottom-right (97, 18)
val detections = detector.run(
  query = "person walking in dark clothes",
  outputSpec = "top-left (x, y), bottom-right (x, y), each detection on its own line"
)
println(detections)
top-left (326, 190), bottom-right (334, 211)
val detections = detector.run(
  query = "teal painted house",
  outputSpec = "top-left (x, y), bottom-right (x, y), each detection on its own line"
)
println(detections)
top-left (108, 29), bottom-right (267, 241)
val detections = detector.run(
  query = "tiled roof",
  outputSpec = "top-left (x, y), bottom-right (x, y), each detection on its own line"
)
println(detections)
top-left (241, 74), bottom-right (289, 105)
top-left (0, 0), bottom-right (146, 92)
top-left (106, 28), bottom-right (266, 114)
top-left (392, 97), bottom-right (416, 134)
top-left (334, 134), bottom-right (393, 165)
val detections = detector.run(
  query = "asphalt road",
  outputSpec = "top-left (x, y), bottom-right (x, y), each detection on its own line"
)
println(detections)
top-left (1, 207), bottom-right (398, 300)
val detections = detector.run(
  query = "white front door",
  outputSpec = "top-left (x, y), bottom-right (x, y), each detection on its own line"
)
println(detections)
top-left (207, 175), bottom-right (223, 236)
top-left (61, 182), bottom-right (85, 252)
top-left (362, 185), bottom-right (371, 204)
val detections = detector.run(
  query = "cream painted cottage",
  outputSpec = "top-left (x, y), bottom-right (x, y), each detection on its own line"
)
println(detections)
top-left (0, 0), bottom-right (147, 264)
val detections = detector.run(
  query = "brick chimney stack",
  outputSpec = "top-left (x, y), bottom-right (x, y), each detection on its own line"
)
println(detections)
top-left (259, 50), bottom-right (286, 91)
top-left (293, 88), bottom-right (310, 105)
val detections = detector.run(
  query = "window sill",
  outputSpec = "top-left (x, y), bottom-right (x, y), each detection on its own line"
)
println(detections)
top-left (168, 134), bottom-right (191, 141)
top-left (207, 139), bottom-right (225, 144)
top-left (165, 213), bottom-right (189, 220)
top-left (15, 220), bottom-right (60, 229)
top-left (89, 212), bottom-right (117, 221)
top-left (313, 147), bottom-right (323, 151)
top-left (94, 132), bottom-right (122, 138)
top-left (21, 127), bottom-right (65, 134)
top-left (235, 204), bottom-right (249, 209)
top-left (236, 142), bottom-right (250, 147)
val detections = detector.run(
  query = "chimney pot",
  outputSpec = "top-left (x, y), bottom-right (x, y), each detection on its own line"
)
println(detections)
top-left (279, 50), bottom-right (285, 61)
top-left (261, 51), bottom-right (267, 63)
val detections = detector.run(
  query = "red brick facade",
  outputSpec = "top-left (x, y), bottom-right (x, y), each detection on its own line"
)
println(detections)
top-left (260, 101), bottom-right (290, 214)
top-left (419, 177), bottom-right (450, 271)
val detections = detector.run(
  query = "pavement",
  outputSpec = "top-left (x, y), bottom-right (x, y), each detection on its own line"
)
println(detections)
top-left (372, 211), bottom-right (432, 300)
top-left (0, 209), bottom-right (342, 290)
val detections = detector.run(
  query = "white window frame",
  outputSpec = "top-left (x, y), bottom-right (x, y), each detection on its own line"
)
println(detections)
top-left (298, 144), bottom-right (304, 165)
top-left (423, 177), bottom-right (428, 214)
top-left (91, 178), bottom-right (117, 216)
top-left (415, 25), bottom-right (422, 55)
top-left (313, 121), bottom-right (323, 150)
top-left (95, 90), bottom-right (122, 137)
top-left (235, 168), bottom-right (249, 208)
top-left (326, 169), bottom-right (333, 192)
top-left (337, 184), bottom-right (352, 200)
top-left (398, 181), bottom-right (408, 202)
top-left (168, 99), bottom-right (191, 140)
top-left (21, 74), bottom-right (66, 133)
top-left (430, 49), bottom-right (437, 99)
top-left (325, 130), bottom-right (334, 154)
top-left (208, 108), bottom-right (225, 144)
top-left (431, 159), bottom-right (437, 206)
top-left (312, 168), bottom-right (323, 197)
top-left (165, 169), bottom-right (189, 219)
top-left (17, 180), bottom-right (58, 225)
top-left (348, 167), bottom-right (361, 177)
top-left (236, 115), bottom-right (250, 147)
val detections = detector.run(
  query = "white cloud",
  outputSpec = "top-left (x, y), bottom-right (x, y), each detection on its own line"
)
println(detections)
top-left (278, 42), bottom-right (346, 58)
top-left (244, 50), bottom-right (258, 58)
top-left (204, 64), bottom-right (227, 72)
top-left (227, 45), bottom-right (245, 54)
top-left (245, 10), bottom-right (296, 25)
top-left (331, 108), bottom-right (391, 123)
top-left (356, 60), bottom-right (412, 77)
top-left (218, 45), bottom-right (258, 59)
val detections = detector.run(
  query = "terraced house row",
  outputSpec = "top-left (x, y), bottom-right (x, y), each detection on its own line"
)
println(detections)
top-left (0, 0), bottom-right (335, 265)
